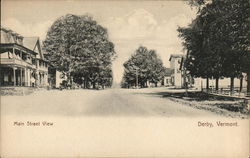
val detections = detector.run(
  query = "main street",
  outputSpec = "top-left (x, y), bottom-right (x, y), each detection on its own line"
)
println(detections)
top-left (2, 87), bottom-right (218, 117)
top-left (1, 87), bottom-right (249, 157)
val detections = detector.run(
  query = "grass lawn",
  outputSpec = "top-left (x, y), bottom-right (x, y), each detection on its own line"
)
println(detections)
top-left (162, 91), bottom-right (249, 119)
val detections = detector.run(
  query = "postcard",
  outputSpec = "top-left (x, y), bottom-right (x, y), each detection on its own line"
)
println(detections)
top-left (1, 0), bottom-right (249, 157)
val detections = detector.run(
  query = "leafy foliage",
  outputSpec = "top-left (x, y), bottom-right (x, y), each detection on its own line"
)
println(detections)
top-left (121, 46), bottom-right (166, 88)
top-left (178, 0), bottom-right (250, 83)
top-left (43, 14), bottom-right (116, 88)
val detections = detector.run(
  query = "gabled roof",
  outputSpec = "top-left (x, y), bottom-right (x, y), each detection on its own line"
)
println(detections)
top-left (23, 37), bottom-right (44, 59)
top-left (169, 54), bottom-right (185, 61)
top-left (23, 37), bottom-right (39, 51)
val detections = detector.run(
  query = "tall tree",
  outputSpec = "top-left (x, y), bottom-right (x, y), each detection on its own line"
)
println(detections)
top-left (122, 46), bottom-right (166, 88)
top-left (178, 0), bottom-right (250, 93)
top-left (43, 14), bottom-right (116, 89)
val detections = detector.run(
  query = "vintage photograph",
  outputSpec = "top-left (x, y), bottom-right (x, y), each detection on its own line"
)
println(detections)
top-left (1, 0), bottom-right (249, 157)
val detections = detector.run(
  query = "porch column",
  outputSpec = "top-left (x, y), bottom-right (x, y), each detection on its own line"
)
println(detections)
top-left (13, 48), bottom-right (15, 59)
top-left (43, 74), bottom-right (45, 86)
top-left (13, 67), bottom-right (16, 86)
top-left (36, 71), bottom-right (40, 87)
top-left (20, 50), bottom-right (22, 59)
top-left (20, 68), bottom-right (23, 86)
top-left (45, 73), bottom-right (48, 86)
top-left (24, 68), bottom-right (27, 86)
top-left (27, 69), bottom-right (31, 86)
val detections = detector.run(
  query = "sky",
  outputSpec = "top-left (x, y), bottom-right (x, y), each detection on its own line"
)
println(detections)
top-left (1, 0), bottom-right (197, 83)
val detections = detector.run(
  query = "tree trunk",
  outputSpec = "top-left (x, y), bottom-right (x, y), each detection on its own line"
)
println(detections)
top-left (230, 77), bottom-right (234, 95)
top-left (85, 78), bottom-right (89, 89)
top-left (239, 76), bottom-right (243, 92)
top-left (215, 78), bottom-right (219, 91)
top-left (247, 71), bottom-right (250, 96)
top-left (83, 78), bottom-right (86, 89)
top-left (93, 82), bottom-right (96, 89)
top-left (85, 78), bottom-right (88, 89)
top-left (206, 77), bottom-right (209, 90)
top-left (155, 82), bottom-right (157, 87)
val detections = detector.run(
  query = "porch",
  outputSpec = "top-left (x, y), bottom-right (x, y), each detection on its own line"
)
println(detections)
top-left (0, 66), bottom-right (36, 87)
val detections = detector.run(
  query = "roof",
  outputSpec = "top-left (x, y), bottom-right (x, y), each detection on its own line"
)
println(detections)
top-left (23, 37), bottom-right (39, 51)
top-left (23, 37), bottom-right (44, 59)
top-left (1, 26), bottom-right (24, 38)
top-left (169, 54), bottom-right (185, 61)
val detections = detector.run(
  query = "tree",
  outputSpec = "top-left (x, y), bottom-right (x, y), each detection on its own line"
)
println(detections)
top-left (43, 14), bottom-right (116, 89)
top-left (178, 18), bottom-right (221, 90)
top-left (178, 0), bottom-right (250, 93)
top-left (122, 46), bottom-right (166, 88)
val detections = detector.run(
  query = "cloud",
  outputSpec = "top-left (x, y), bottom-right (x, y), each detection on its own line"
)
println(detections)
top-left (2, 9), bottom-right (194, 83)
top-left (102, 9), bottom-right (193, 82)
top-left (103, 9), bottom-right (191, 44)
top-left (103, 9), bottom-right (158, 40)
top-left (2, 18), bottom-right (53, 40)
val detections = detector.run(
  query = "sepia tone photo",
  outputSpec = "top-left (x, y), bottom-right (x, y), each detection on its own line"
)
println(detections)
top-left (1, 0), bottom-right (249, 157)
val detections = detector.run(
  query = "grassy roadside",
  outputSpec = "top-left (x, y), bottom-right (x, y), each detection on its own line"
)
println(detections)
top-left (162, 91), bottom-right (249, 119)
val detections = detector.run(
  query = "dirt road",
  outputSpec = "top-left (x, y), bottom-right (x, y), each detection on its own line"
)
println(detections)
top-left (2, 87), bottom-right (219, 117)
top-left (1, 88), bottom-right (248, 157)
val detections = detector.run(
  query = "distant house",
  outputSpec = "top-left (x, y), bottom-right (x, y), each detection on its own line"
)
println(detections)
top-left (0, 27), bottom-right (48, 87)
top-left (43, 52), bottom-right (65, 89)
top-left (46, 66), bottom-right (65, 89)
top-left (169, 54), bottom-right (185, 88)
top-left (162, 68), bottom-right (172, 86)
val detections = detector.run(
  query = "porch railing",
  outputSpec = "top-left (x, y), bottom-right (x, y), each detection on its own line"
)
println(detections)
top-left (0, 58), bottom-right (36, 69)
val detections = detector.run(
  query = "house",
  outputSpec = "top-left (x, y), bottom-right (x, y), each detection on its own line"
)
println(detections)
top-left (162, 68), bottom-right (172, 86)
top-left (169, 54), bottom-right (185, 88)
top-left (46, 66), bottom-right (65, 89)
top-left (42, 51), bottom-right (66, 89)
top-left (0, 27), bottom-right (49, 88)
top-left (23, 37), bottom-right (49, 87)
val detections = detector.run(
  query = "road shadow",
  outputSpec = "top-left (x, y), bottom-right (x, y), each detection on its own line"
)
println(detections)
top-left (133, 90), bottom-right (248, 115)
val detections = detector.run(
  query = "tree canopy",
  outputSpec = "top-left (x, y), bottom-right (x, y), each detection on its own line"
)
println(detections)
top-left (43, 14), bottom-right (116, 88)
top-left (178, 0), bottom-right (250, 91)
top-left (121, 46), bottom-right (166, 88)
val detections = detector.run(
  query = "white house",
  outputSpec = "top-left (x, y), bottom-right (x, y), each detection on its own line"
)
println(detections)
top-left (169, 54), bottom-right (185, 88)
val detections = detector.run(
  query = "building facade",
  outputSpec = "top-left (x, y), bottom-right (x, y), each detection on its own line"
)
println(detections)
top-left (169, 54), bottom-right (185, 88)
top-left (0, 27), bottom-right (48, 87)
top-left (162, 68), bottom-right (172, 87)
